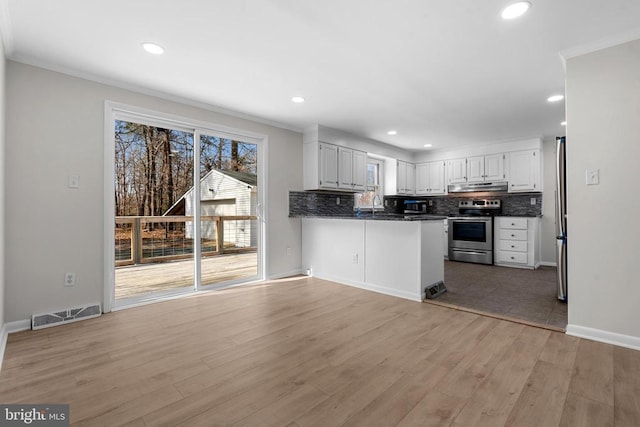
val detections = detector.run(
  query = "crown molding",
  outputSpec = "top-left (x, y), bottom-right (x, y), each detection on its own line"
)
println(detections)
top-left (560, 27), bottom-right (640, 62)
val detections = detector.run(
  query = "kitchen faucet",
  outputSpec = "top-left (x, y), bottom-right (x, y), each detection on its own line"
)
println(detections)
top-left (372, 191), bottom-right (381, 217)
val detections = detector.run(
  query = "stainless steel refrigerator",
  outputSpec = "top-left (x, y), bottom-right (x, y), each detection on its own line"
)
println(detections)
top-left (556, 136), bottom-right (567, 301)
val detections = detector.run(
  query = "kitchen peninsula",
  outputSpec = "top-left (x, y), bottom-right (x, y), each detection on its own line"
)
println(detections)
top-left (299, 214), bottom-right (446, 302)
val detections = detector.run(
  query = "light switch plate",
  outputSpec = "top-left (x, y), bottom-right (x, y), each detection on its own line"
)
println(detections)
top-left (586, 169), bottom-right (599, 185)
top-left (68, 175), bottom-right (80, 189)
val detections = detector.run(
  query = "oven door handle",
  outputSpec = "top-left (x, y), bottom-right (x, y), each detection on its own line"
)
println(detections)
top-left (448, 217), bottom-right (492, 222)
top-left (450, 249), bottom-right (490, 256)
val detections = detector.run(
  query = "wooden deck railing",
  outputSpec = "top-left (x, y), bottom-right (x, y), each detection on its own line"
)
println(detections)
top-left (115, 215), bottom-right (257, 267)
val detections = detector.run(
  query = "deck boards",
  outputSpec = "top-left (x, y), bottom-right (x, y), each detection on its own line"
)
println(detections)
top-left (115, 252), bottom-right (257, 299)
top-left (1, 276), bottom-right (639, 426)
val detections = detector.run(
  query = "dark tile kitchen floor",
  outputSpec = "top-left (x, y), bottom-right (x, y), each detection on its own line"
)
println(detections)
top-left (429, 260), bottom-right (567, 331)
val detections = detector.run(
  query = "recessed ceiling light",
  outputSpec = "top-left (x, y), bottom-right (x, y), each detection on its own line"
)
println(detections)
top-left (423, 144), bottom-right (433, 148)
top-left (387, 130), bottom-right (397, 135)
top-left (142, 42), bottom-right (164, 55)
top-left (547, 94), bottom-right (564, 103)
top-left (291, 96), bottom-right (305, 103)
top-left (561, 121), bottom-right (567, 126)
top-left (501, 1), bottom-right (531, 20)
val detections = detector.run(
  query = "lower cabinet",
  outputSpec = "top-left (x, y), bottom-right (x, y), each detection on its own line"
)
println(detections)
top-left (494, 216), bottom-right (540, 269)
top-left (301, 218), bottom-right (444, 301)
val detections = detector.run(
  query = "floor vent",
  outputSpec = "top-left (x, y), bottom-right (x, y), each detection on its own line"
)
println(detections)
top-left (32, 304), bottom-right (102, 330)
top-left (425, 281), bottom-right (447, 299)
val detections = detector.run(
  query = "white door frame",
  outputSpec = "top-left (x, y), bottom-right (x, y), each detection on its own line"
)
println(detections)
top-left (103, 101), bottom-right (268, 312)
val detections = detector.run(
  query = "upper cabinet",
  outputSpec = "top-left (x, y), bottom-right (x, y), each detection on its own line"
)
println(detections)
top-left (304, 125), bottom-right (543, 195)
top-left (303, 125), bottom-right (370, 193)
top-left (447, 158), bottom-right (467, 184)
top-left (447, 153), bottom-right (511, 188)
top-left (396, 160), bottom-right (415, 195)
top-left (303, 141), bottom-right (338, 190)
top-left (467, 154), bottom-right (507, 183)
top-left (304, 141), bottom-right (366, 192)
top-left (338, 147), bottom-right (367, 191)
top-left (508, 149), bottom-right (541, 192)
top-left (416, 161), bottom-right (446, 195)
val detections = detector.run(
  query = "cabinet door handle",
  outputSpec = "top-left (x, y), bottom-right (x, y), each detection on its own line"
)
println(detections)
top-left (511, 245), bottom-right (515, 248)
top-left (511, 234), bottom-right (515, 237)
top-left (510, 256), bottom-right (515, 260)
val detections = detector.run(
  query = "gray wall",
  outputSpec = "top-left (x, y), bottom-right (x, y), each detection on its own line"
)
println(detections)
top-left (5, 61), bottom-right (303, 322)
top-left (566, 39), bottom-right (640, 340)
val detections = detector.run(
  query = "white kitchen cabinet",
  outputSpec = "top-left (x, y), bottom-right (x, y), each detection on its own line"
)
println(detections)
top-left (416, 161), bottom-right (446, 195)
top-left (337, 146), bottom-right (367, 191)
top-left (351, 149), bottom-right (367, 192)
top-left (508, 149), bottom-right (541, 192)
top-left (484, 153), bottom-right (508, 181)
top-left (447, 158), bottom-right (467, 184)
top-left (494, 216), bottom-right (540, 269)
top-left (466, 156), bottom-right (484, 183)
top-left (303, 141), bottom-right (338, 190)
top-left (304, 141), bottom-right (366, 192)
top-left (302, 217), bottom-right (444, 302)
top-left (467, 154), bottom-right (507, 183)
top-left (337, 146), bottom-right (353, 190)
top-left (396, 160), bottom-right (415, 195)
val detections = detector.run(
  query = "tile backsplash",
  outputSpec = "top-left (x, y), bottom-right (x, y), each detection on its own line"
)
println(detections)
top-left (290, 190), bottom-right (542, 217)
top-left (289, 191), bottom-right (355, 216)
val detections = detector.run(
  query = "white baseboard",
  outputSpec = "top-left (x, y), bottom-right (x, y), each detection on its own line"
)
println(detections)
top-left (0, 319), bottom-right (31, 371)
top-left (566, 324), bottom-right (640, 351)
top-left (539, 261), bottom-right (557, 267)
top-left (312, 273), bottom-right (423, 303)
top-left (267, 269), bottom-right (303, 280)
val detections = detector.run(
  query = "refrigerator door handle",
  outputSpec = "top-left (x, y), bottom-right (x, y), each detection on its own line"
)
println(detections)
top-left (556, 137), bottom-right (566, 237)
top-left (556, 238), bottom-right (567, 301)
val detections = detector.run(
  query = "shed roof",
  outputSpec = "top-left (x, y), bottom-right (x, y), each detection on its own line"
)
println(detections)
top-left (163, 168), bottom-right (257, 216)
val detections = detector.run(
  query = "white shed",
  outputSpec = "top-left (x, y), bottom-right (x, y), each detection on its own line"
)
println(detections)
top-left (164, 169), bottom-right (257, 248)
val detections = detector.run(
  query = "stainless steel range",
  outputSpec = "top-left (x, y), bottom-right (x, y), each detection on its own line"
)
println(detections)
top-left (448, 199), bottom-right (501, 265)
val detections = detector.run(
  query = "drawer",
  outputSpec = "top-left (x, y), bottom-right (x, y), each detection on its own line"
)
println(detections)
top-left (499, 229), bottom-right (527, 241)
top-left (498, 250), bottom-right (528, 264)
top-left (500, 218), bottom-right (528, 230)
top-left (499, 240), bottom-right (527, 252)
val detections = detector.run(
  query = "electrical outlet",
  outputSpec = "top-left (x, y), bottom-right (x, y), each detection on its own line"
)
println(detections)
top-left (64, 272), bottom-right (76, 287)
top-left (530, 197), bottom-right (536, 205)
top-left (336, 197), bottom-right (341, 205)
top-left (286, 246), bottom-right (292, 256)
top-left (352, 253), bottom-right (359, 264)
top-left (429, 200), bottom-right (433, 206)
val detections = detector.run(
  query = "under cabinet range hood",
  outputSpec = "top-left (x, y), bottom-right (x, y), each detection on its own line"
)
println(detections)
top-left (447, 182), bottom-right (508, 193)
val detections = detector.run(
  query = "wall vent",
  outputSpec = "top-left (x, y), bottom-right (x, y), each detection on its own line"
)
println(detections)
top-left (32, 304), bottom-right (102, 330)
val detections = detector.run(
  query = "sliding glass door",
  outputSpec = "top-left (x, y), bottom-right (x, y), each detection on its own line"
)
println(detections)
top-left (198, 134), bottom-right (259, 289)
top-left (107, 106), bottom-right (263, 308)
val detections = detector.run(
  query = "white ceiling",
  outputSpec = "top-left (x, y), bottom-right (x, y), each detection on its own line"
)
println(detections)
top-left (2, 0), bottom-right (640, 151)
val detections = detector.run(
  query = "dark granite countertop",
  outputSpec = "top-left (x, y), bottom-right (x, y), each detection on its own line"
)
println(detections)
top-left (494, 214), bottom-right (543, 218)
top-left (290, 213), bottom-right (447, 221)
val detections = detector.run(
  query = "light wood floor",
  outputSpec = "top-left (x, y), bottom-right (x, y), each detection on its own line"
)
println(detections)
top-left (115, 252), bottom-right (257, 299)
top-left (1, 277), bottom-right (639, 426)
